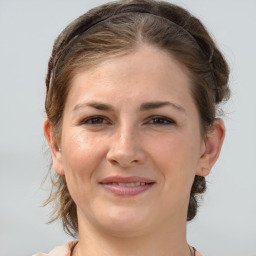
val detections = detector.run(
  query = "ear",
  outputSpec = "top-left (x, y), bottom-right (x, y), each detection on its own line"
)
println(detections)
top-left (196, 118), bottom-right (225, 177)
top-left (44, 119), bottom-right (65, 176)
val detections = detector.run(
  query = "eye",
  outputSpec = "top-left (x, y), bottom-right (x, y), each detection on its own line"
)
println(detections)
top-left (81, 116), bottom-right (111, 126)
top-left (147, 116), bottom-right (175, 126)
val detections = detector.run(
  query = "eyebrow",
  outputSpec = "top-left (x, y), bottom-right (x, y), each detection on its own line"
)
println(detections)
top-left (73, 101), bottom-right (186, 113)
top-left (73, 102), bottom-right (114, 112)
top-left (139, 101), bottom-right (186, 112)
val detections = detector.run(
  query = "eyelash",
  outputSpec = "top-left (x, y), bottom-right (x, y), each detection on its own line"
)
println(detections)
top-left (146, 116), bottom-right (175, 126)
top-left (81, 115), bottom-right (175, 127)
top-left (81, 116), bottom-right (111, 126)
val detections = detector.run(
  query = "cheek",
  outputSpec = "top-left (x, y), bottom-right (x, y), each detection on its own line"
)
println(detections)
top-left (144, 132), bottom-right (202, 217)
top-left (62, 128), bottom-right (107, 167)
top-left (60, 129), bottom-right (108, 198)
top-left (149, 131), bottom-right (201, 185)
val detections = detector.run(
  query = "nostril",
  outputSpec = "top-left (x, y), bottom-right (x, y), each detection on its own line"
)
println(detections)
top-left (106, 144), bottom-right (146, 167)
top-left (109, 159), bottom-right (120, 166)
top-left (108, 157), bottom-right (141, 167)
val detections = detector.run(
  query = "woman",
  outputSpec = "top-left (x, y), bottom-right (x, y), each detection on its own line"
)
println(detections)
top-left (35, 0), bottom-right (230, 255)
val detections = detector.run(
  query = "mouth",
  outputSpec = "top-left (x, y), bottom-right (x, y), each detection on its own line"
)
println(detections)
top-left (99, 176), bottom-right (155, 196)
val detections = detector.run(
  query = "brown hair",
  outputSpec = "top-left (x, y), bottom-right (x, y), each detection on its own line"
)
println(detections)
top-left (44, 0), bottom-right (230, 237)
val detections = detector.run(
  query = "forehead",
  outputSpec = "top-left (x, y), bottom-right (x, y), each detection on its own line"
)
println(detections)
top-left (65, 44), bottom-right (195, 112)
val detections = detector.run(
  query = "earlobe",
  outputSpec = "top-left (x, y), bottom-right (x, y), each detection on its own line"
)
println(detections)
top-left (44, 119), bottom-right (65, 176)
top-left (196, 118), bottom-right (225, 177)
top-left (196, 167), bottom-right (210, 177)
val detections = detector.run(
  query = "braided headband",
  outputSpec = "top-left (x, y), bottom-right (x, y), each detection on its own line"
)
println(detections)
top-left (47, 9), bottom-right (215, 97)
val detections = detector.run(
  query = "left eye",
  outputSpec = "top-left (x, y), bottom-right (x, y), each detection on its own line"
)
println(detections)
top-left (147, 116), bottom-right (175, 125)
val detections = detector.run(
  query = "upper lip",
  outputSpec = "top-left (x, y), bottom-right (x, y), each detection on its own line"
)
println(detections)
top-left (99, 175), bottom-right (155, 184)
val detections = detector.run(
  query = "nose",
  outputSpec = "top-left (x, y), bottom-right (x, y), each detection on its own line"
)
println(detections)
top-left (106, 126), bottom-right (146, 168)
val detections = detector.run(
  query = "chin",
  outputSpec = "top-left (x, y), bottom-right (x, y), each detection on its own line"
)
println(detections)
top-left (95, 206), bottom-right (154, 237)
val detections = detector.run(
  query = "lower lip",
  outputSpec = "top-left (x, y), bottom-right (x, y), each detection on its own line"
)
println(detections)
top-left (100, 183), bottom-right (155, 196)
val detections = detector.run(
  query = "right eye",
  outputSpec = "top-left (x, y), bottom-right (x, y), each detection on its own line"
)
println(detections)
top-left (81, 116), bottom-right (110, 126)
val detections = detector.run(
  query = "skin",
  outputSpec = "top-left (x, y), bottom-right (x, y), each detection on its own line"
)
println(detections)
top-left (45, 44), bottom-right (225, 256)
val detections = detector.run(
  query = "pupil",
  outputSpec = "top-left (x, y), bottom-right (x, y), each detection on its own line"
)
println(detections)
top-left (92, 118), bottom-right (102, 124)
top-left (155, 118), bottom-right (163, 123)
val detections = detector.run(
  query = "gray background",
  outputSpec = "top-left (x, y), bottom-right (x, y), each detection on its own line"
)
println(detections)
top-left (0, 0), bottom-right (256, 255)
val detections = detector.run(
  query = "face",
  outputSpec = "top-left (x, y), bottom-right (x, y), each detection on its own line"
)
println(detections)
top-left (47, 45), bottom-right (219, 237)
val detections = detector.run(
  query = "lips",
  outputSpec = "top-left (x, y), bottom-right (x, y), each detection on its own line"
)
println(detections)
top-left (99, 176), bottom-right (155, 196)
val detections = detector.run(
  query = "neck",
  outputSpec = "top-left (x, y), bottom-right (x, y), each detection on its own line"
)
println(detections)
top-left (76, 209), bottom-right (191, 256)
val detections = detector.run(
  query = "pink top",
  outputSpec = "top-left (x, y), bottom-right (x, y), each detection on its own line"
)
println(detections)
top-left (33, 241), bottom-right (203, 256)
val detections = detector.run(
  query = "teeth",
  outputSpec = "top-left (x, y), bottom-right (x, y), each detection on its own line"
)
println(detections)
top-left (110, 182), bottom-right (147, 186)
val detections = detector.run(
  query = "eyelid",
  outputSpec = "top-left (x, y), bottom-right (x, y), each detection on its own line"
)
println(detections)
top-left (145, 115), bottom-right (176, 125)
top-left (79, 115), bottom-right (175, 127)
top-left (81, 115), bottom-right (111, 125)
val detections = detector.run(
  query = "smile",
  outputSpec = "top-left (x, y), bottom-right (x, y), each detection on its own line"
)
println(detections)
top-left (107, 182), bottom-right (149, 186)
top-left (99, 176), bottom-right (155, 196)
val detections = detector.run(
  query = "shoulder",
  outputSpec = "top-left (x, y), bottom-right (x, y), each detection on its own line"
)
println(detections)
top-left (32, 241), bottom-right (78, 256)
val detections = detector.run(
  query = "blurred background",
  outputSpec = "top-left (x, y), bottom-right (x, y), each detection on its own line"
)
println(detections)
top-left (0, 0), bottom-right (255, 255)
